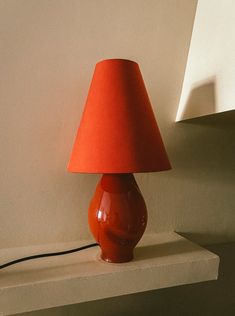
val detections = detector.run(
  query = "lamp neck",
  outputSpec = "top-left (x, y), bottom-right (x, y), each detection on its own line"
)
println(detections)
top-left (100, 173), bottom-right (137, 193)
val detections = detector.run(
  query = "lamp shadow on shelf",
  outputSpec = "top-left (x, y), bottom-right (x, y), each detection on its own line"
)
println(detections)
top-left (176, 232), bottom-right (235, 247)
top-left (178, 77), bottom-right (216, 121)
top-left (134, 239), bottom-right (201, 262)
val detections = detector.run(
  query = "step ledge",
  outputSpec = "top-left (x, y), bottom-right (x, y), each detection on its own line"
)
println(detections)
top-left (0, 232), bottom-right (219, 315)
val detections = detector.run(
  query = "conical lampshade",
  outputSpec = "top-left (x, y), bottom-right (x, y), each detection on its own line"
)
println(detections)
top-left (68, 59), bottom-right (171, 173)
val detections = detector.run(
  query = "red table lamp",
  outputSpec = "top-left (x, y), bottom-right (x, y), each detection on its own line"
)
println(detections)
top-left (68, 59), bottom-right (171, 263)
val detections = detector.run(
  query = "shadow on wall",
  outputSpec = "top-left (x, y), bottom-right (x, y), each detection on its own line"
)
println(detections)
top-left (172, 109), bottom-right (235, 183)
top-left (180, 77), bottom-right (217, 121)
top-left (169, 110), bottom-right (235, 244)
top-left (141, 109), bottom-right (235, 244)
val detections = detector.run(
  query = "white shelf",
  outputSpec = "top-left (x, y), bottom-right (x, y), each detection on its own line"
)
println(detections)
top-left (0, 232), bottom-right (219, 315)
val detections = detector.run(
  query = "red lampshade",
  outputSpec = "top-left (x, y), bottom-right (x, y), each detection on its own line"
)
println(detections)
top-left (68, 59), bottom-right (171, 173)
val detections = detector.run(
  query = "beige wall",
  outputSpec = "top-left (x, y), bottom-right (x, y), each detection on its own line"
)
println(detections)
top-left (0, 0), bottom-right (234, 252)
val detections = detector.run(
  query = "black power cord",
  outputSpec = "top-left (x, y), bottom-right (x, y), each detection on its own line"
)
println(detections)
top-left (0, 243), bottom-right (99, 270)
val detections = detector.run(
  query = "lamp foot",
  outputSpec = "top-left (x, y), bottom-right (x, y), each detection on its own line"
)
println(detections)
top-left (101, 249), bottom-right (133, 263)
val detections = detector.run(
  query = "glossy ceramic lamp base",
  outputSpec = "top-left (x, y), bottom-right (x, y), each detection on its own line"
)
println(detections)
top-left (88, 174), bottom-right (147, 263)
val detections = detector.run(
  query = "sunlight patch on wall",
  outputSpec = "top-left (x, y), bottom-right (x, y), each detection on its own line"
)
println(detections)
top-left (176, 0), bottom-right (235, 121)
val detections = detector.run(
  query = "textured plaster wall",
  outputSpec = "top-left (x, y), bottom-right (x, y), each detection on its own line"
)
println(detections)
top-left (0, 0), bottom-right (234, 251)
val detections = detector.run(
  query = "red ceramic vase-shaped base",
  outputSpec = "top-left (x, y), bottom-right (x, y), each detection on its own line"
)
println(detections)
top-left (88, 174), bottom-right (147, 263)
